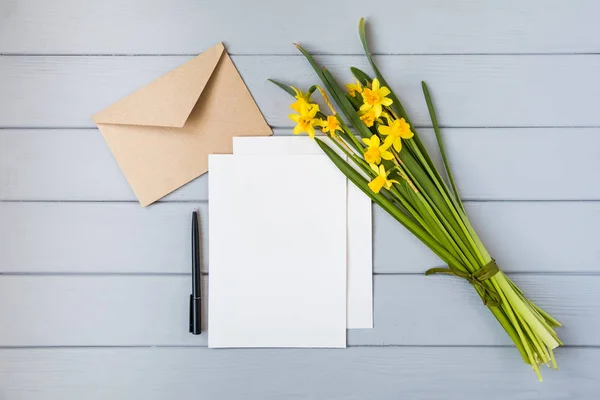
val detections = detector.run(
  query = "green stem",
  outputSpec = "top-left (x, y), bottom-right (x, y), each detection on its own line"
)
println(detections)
top-left (421, 81), bottom-right (465, 213)
top-left (494, 274), bottom-right (560, 350)
top-left (394, 151), bottom-right (480, 271)
top-left (406, 139), bottom-right (485, 266)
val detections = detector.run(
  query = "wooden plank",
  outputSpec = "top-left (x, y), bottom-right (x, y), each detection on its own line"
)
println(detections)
top-left (0, 347), bottom-right (597, 400)
top-left (0, 128), bottom-right (209, 202)
top-left (2, 55), bottom-right (600, 128)
top-left (375, 201), bottom-right (600, 274)
top-left (1, 0), bottom-right (599, 55)
top-left (356, 274), bottom-right (584, 347)
top-left (1, 201), bottom-right (597, 274)
top-left (0, 274), bottom-right (589, 346)
top-left (0, 202), bottom-right (209, 274)
top-left (3, 128), bottom-right (600, 202)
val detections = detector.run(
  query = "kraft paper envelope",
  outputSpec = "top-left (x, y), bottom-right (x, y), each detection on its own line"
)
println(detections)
top-left (93, 43), bottom-right (272, 206)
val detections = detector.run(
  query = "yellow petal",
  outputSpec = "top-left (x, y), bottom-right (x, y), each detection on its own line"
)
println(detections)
top-left (393, 138), bottom-right (402, 152)
top-left (307, 126), bottom-right (315, 139)
top-left (368, 176), bottom-right (385, 193)
top-left (378, 125), bottom-right (390, 135)
top-left (381, 97), bottom-right (393, 106)
top-left (372, 79), bottom-right (380, 91)
top-left (354, 80), bottom-right (363, 92)
top-left (291, 86), bottom-right (302, 98)
top-left (383, 135), bottom-right (394, 148)
top-left (399, 130), bottom-right (414, 139)
top-left (370, 163), bottom-right (380, 174)
top-left (308, 104), bottom-right (320, 116)
top-left (359, 103), bottom-right (371, 112)
top-left (381, 151), bottom-right (394, 160)
top-left (372, 104), bottom-right (383, 118)
top-left (362, 118), bottom-right (374, 127)
top-left (367, 181), bottom-right (378, 193)
top-left (293, 124), bottom-right (303, 135)
top-left (364, 150), bottom-right (380, 165)
top-left (371, 135), bottom-right (380, 147)
top-left (289, 114), bottom-right (300, 122)
top-left (362, 137), bottom-right (371, 146)
top-left (346, 82), bottom-right (361, 97)
top-left (379, 87), bottom-right (391, 97)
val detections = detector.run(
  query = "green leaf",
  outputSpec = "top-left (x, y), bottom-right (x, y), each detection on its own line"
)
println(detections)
top-left (357, 18), bottom-right (445, 194)
top-left (357, 18), bottom-right (410, 122)
top-left (350, 67), bottom-right (372, 85)
top-left (321, 67), bottom-right (373, 139)
top-left (357, 19), bottom-right (482, 264)
top-left (315, 138), bottom-right (464, 269)
top-left (335, 115), bottom-right (364, 152)
top-left (399, 147), bottom-right (480, 269)
top-left (345, 93), bottom-right (362, 109)
top-left (268, 79), bottom-right (296, 97)
top-left (422, 81), bottom-right (465, 213)
top-left (293, 43), bottom-right (374, 140)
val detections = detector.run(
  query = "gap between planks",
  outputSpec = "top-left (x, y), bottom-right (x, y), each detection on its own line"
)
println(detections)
top-left (0, 344), bottom-right (594, 349)
top-left (1, 272), bottom-right (599, 277)
top-left (3, 199), bottom-right (600, 203)
top-left (4, 125), bottom-right (600, 130)
top-left (3, 52), bottom-right (600, 57)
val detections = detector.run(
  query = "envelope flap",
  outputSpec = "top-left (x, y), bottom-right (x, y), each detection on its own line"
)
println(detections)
top-left (93, 43), bottom-right (225, 128)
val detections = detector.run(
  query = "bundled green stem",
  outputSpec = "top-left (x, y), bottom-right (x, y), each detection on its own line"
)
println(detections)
top-left (271, 18), bottom-right (562, 380)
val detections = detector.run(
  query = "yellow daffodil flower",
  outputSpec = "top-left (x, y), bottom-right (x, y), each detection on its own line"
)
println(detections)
top-left (289, 102), bottom-right (321, 139)
top-left (360, 78), bottom-right (393, 118)
top-left (378, 118), bottom-right (414, 151)
top-left (346, 79), bottom-right (363, 97)
top-left (359, 108), bottom-right (377, 127)
top-left (321, 115), bottom-right (342, 135)
top-left (368, 164), bottom-right (399, 193)
top-left (362, 135), bottom-right (394, 166)
top-left (290, 86), bottom-right (313, 113)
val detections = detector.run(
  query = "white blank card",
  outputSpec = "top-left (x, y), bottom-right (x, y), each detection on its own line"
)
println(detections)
top-left (233, 136), bottom-right (373, 329)
top-left (208, 154), bottom-right (347, 348)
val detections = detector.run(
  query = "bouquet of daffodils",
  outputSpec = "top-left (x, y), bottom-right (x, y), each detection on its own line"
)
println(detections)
top-left (271, 18), bottom-right (562, 380)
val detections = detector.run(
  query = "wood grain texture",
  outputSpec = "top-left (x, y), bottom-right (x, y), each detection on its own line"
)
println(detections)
top-left (2, 0), bottom-right (600, 395)
top-left (2, 55), bottom-right (600, 128)
top-left (0, 274), bottom-right (589, 346)
top-left (1, 201), bottom-right (598, 274)
top-left (1, 0), bottom-right (599, 55)
top-left (0, 202), bottom-right (209, 273)
top-left (2, 128), bottom-right (600, 202)
top-left (1, 347), bottom-right (598, 400)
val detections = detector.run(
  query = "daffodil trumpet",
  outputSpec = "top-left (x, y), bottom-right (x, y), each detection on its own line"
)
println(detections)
top-left (270, 18), bottom-right (562, 381)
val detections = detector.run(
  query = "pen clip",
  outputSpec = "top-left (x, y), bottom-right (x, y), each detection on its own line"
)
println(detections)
top-left (189, 294), bottom-right (194, 333)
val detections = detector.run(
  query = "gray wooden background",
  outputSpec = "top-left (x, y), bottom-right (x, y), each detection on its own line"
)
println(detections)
top-left (1, 1), bottom-right (599, 398)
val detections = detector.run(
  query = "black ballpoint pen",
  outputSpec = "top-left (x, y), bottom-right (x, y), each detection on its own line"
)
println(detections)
top-left (189, 211), bottom-right (202, 335)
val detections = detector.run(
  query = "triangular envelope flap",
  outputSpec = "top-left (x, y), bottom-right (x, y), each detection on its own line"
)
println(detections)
top-left (93, 43), bottom-right (225, 128)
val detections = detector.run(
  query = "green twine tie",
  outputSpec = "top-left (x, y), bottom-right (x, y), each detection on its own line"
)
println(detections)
top-left (426, 259), bottom-right (501, 307)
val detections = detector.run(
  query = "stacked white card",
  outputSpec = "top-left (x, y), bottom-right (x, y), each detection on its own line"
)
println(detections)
top-left (208, 137), bottom-right (372, 348)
